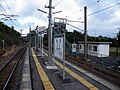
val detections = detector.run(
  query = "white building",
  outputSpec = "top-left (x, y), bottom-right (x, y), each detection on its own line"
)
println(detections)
top-left (72, 44), bottom-right (77, 52)
top-left (36, 26), bottom-right (46, 33)
top-left (78, 42), bottom-right (112, 57)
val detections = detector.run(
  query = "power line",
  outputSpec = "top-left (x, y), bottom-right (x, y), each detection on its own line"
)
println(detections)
top-left (66, 0), bottom-right (100, 21)
top-left (0, 4), bottom-right (8, 14)
top-left (4, 0), bottom-right (13, 15)
top-left (4, 0), bottom-right (21, 27)
top-left (37, 0), bottom-right (48, 22)
top-left (66, 9), bottom-right (81, 18)
top-left (88, 2), bottom-right (120, 16)
top-left (66, 22), bottom-right (84, 32)
top-left (67, 0), bottom-right (100, 17)
top-left (87, 0), bottom-right (101, 7)
top-left (0, 4), bottom-right (18, 27)
top-left (53, 0), bottom-right (63, 7)
top-left (66, 0), bottom-right (101, 21)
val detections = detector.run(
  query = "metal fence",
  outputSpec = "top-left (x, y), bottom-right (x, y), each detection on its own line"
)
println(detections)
top-left (68, 51), bottom-right (120, 72)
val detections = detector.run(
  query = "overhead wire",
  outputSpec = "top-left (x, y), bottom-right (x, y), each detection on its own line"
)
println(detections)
top-left (37, 0), bottom-right (48, 22)
top-left (37, 0), bottom-right (63, 28)
top-left (75, 0), bottom-right (101, 20)
top-left (4, 0), bottom-right (22, 27)
top-left (64, 0), bottom-right (101, 34)
top-left (53, 0), bottom-right (63, 7)
top-left (66, 0), bottom-right (101, 17)
top-left (54, 0), bottom-right (81, 19)
top-left (66, 22), bottom-right (84, 32)
top-left (86, 1), bottom-right (120, 37)
top-left (4, 0), bottom-right (13, 15)
top-left (87, 0), bottom-right (101, 8)
top-left (66, 9), bottom-right (81, 18)
top-left (66, 0), bottom-right (101, 22)
top-left (0, 4), bottom-right (18, 27)
top-left (0, 4), bottom-right (8, 14)
top-left (88, 2), bottom-right (120, 16)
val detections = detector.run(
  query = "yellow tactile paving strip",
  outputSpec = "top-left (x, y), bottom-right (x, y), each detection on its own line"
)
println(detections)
top-left (43, 50), bottom-right (99, 90)
top-left (31, 48), bottom-right (55, 90)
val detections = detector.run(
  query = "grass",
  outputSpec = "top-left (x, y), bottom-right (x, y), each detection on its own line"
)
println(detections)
top-left (110, 47), bottom-right (120, 56)
top-left (0, 45), bottom-right (17, 57)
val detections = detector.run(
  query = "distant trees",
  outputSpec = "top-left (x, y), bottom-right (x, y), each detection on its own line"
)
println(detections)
top-left (43, 29), bottom-right (120, 48)
top-left (66, 30), bottom-right (84, 43)
top-left (115, 30), bottom-right (120, 56)
top-left (117, 30), bottom-right (120, 47)
top-left (66, 30), bottom-right (111, 44)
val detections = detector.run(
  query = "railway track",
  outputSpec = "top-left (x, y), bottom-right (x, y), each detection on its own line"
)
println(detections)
top-left (39, 47), bottom-right (120, 87)
top-left (0, 45), bottom-right (27, 90)
top-left (65, 53), bottom-right (120, 87)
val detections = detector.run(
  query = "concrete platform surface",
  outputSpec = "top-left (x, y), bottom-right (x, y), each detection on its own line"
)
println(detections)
top-left (20, 47), bottom-right (32, 90)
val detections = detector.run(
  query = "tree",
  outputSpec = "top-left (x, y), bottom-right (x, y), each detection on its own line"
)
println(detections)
top-left (115, 30), bottom-right (120, 56)
top-left (0, 22), bottom-right (21, 48)
top-left (117, 30), bottom-right (120, 47)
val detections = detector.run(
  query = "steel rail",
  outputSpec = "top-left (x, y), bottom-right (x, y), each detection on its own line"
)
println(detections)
top-left (0, 48), bottom-right (22, 71)
top-left (0, 45), bottom-right (27, 90)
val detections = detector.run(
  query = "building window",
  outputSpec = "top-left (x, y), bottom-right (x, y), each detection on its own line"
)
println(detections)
top-left (59, 39), bottom-right (61, 43)
top-left (93, 46), bottom-right (97, 51)
top-left (56, 39), bottom-right (58, 43)
top-left (79, 44), bottom-right (82, 49)
top-left (73, 45), bottom-right (76, 48)
top-left (89, 45), bottom-right (92, 51)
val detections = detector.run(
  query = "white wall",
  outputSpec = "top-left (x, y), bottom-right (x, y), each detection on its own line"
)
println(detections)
top-left (88, 44), bottom-right (99, 57)
top-left (79, 44), bottom-right (110, 57)
top-left (79, 44), bottom-right (84, 53)
top-left (98, 45), bottom-right (109, 57)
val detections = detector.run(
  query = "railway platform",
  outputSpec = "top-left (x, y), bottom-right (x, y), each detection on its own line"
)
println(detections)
top-left (20, 47), bottom-right (32, 90)
top-left (28, 47), bottom-right (120, 90)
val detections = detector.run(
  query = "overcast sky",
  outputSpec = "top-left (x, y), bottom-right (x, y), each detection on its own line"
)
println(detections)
top-left (0, 0), bottom-right (120, 37)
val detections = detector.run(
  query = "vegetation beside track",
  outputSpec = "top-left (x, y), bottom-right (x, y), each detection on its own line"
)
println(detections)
top-left (0, 22), bottom-right (21, 56)
top-left (110, 47), bottom-right (120, 56)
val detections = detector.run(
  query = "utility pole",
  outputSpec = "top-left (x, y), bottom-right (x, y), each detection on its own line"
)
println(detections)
top-left (47, 0), bottom-right (53, 65)
top-left (38, 0), bottom-right (61, 65)
top-left (84, 6), bottom-right (87, 60)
